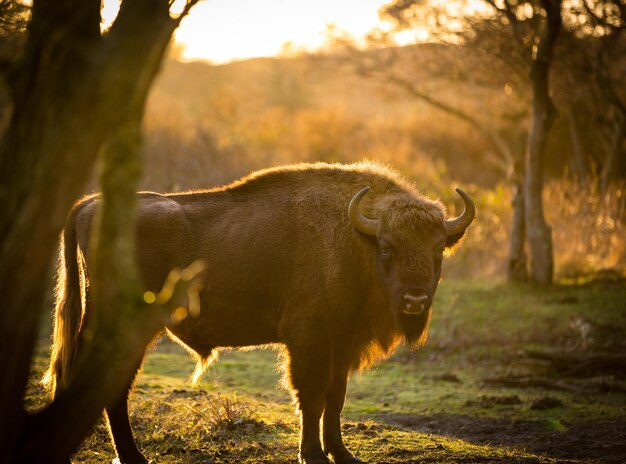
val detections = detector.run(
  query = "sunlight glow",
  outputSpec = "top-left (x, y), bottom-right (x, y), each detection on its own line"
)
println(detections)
top-left (100, 0), bottom-right (492, 63)
top-left (174, 0), bottom-right (386, 63)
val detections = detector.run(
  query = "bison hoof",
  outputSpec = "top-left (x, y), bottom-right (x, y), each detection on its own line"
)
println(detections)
top-left (299, 450), bottom-right (332, 464)
top-left (336, 458), bottom-right (364, 464)
top-left (330, 452), bottom-right (364, 464)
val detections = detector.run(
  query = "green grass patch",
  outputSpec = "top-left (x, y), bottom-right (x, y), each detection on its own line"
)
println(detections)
top-left (29, 278), bottom-right (626, 463)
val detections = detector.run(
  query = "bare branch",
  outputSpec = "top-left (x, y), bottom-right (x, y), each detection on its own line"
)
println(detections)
top-left (382, 73), bottom-right (514, 170)
top-left (484, 0), bottom-right (518, 25)
top-left (177, 0), bottom-right (201, 22)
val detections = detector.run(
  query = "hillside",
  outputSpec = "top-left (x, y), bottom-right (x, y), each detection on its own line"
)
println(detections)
top-left (141, 45), bottom-right (507, 193)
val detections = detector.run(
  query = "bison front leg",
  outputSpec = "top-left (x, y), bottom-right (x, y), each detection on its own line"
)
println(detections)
top-left (323, 367), bottom-right (363, 464)
top-left (286, 344), bottom-right (332, 464)
top-left (299, 394), bottom-right (330, 464)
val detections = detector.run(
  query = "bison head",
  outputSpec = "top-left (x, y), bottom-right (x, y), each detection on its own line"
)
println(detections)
top-left (349, 186), bottom-right (475, 344)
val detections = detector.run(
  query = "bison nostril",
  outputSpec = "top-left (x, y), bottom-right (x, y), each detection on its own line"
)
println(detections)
top-left (403, 294), bottom-right (428, 316)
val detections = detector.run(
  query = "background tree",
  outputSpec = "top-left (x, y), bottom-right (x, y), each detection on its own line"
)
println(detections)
top-left (577, 0), bottom-right (625, 189)
top-left (349, 0), bottom-right (618, 283)
top-left (522, 0), bottom-right (561, 285)
top-left (0, 0), bottom-right (200, 462)
top-left (326, 3), bottom-right (532, 280)
top-left (377, 0), bottom-right (625, 282)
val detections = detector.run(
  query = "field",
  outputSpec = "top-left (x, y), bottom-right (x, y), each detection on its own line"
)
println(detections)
top-left (27, 277), bottom-right (626, 464)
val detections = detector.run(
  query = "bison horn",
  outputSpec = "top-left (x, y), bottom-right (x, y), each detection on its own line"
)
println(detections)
top-left (349, 187), bottom-right (378, 236)
top-left (445, 188), bottom-right (475, 236)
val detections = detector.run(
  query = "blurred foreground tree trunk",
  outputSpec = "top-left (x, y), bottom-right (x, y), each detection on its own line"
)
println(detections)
top-left (0, 0), bottom-right (198, 462)
top-left (524, 0), bottom-right (561, 285)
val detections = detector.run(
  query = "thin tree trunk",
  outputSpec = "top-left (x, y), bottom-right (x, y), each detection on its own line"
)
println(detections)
top-left (525, 104), bottom-right (555, 285)
top-left (524, 0), bottom-right (561, 285)
top-left (508, 159), bottom-right (528, 281)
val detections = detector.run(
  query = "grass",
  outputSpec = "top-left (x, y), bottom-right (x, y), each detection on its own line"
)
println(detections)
top-left (27, 277), bottom-right (626, 463)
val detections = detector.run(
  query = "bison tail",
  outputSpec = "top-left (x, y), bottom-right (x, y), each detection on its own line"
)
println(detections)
top-left (42, 209), bottom-right (84, 395)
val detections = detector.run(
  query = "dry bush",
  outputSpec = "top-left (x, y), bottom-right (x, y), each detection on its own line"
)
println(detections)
top-left (546, 180), bottom-right (626, 278)
top-left (442, 184), bottom-right (511, 278)
top-left (199, 392), bottom-right (259, 433)
top-left (444, 180), bottom-right (626, 279)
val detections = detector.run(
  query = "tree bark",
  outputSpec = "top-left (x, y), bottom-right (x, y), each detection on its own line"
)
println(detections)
top-left (507, 160), bottom-right (528, 281)
top-left (19, 120), bottom-right (196, 463)
top-left (524, 0), bottom-right (561, 285)
top-left (0, 0), bottom-right (198, 461)
top-left (0, 2), bottom-right (103, 459)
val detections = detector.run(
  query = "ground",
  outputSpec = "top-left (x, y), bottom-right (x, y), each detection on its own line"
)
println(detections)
top-left (26, 277), bottom-right (626, 464)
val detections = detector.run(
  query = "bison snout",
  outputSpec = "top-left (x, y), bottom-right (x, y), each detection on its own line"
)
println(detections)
top-left (403, 294), bottom-right (428, 316)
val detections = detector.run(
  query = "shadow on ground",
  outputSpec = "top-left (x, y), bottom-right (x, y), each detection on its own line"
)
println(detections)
top-left (380, 412), bottom-right (626, 464)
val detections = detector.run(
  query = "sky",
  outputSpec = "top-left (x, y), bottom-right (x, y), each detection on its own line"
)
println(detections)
top-left (102, 0), bottom-right (393, 63)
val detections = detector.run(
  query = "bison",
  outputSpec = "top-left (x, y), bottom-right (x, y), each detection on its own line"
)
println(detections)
top-left (43, 161), bottom-right (474, 464)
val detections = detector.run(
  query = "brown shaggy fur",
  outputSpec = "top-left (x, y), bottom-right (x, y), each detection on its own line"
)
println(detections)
top-left (43, 161), bottom-right (471, 464)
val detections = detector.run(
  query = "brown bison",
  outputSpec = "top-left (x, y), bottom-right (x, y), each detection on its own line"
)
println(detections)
top-left (44, 161), bottom-right (474, 464)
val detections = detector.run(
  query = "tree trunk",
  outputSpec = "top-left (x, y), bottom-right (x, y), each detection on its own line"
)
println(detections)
top-left (524, 0), bottom-right (561, 285)
top-left (0, 2), bottom-right (103, 459)
top-left (507, 159), bottom-right (528, 281)
top-left (20, 119), bottom-right (151, 463)
top-left (0, 0), bottom-right (198, 461)
top-left (20, 116), bottom-right (203, 458)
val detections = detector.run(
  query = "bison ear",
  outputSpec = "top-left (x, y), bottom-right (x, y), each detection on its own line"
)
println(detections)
top-left (445, 230), bottom-right (465, 249)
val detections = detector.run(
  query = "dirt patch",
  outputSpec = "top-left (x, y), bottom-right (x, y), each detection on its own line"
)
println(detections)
top-left (380, 412), bottom-right (626, 463)
top-left (529, 396), bottom-right (564, 410)
top-left (465, 395), bottom-right (523, 407)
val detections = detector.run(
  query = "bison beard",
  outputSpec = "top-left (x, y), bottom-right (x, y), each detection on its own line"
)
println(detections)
top-left (400, 308), bottom-right (432, 347)
top-left (43, 161), bottom-right (474, 464)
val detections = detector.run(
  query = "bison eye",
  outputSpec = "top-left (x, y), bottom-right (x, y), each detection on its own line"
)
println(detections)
top-left (380, 247), bottom-right (392, 260)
